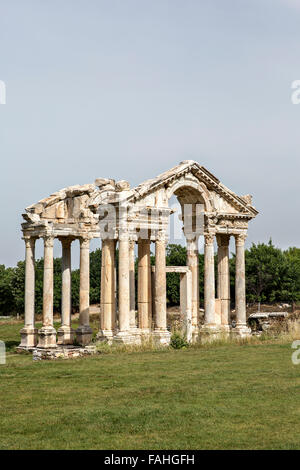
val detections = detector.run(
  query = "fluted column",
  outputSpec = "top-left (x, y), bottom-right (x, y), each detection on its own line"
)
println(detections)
top-left (115, 232), bottom-right (131, 342)
top-left (99, 238), bottom-right (116, 342)
top-left (57, 238), bottom-right (75, 345)
top-left (19, 236), bottom-right (38, 349)
top-left (153, 232), bottom-right (170, 345)
top-left (234, 233), bottom-right (251, 336)
top-left (204, 233), bottom-right (216, 328)
top-left (37, 235), bottom-right (57, 348)
top-left (216, 234), bottom-right (230, 330)
top-left (129, 241), bottom-right (137, 331)
top-left (186, 236), bottom-right (199, 336)
top-left (76, 236), bottom-right (93, 346)
top-left (138, 239), bottom-right (151, 333)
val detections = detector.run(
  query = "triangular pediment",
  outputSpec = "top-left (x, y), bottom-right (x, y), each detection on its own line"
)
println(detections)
top-left (130, 160), bottom-right (258, 218)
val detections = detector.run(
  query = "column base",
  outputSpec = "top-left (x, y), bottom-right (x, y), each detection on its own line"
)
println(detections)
top-left (37, 326), bottom-right (57, 348)
top-left (113, 331), bottom-right (137, 344)
top-left (152, 329), bottom-right (171, 346)
top-left (130, 326), bottom-right (140, 335)
top-left (76, 325), bottom-right (93, 346)
top-left (96, 330), bottom-right (115, 345)
top-left (200, 324), bottom-right (228, 341)
top-left (232, 324), bottom-right (252, 338)
top-left (18, 327), bottom-right (38, 350)
top-left (57, 326), bottom-right (75, 345)
top-left (139, 328), bottom-right (151, 337)
top-left (191, 325), bottom-right (199, 343)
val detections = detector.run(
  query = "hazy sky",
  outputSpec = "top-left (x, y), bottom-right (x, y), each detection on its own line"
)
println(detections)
top-left (1, 0), bottom-right (300, 266)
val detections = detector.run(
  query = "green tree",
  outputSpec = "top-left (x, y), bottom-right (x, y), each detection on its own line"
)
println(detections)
top-left (0, 265), bottom-right (15, 315)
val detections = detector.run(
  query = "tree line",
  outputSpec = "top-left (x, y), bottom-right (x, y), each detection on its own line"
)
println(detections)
top-left (0, 240), bottom-right (299, 316)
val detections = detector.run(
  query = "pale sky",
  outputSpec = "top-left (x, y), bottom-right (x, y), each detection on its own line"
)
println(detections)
top-left (1, 0), bottom-right (300, 266)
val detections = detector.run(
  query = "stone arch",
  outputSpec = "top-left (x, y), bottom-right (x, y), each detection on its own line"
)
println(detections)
top-left (165, 177), bottom-right (212, 212)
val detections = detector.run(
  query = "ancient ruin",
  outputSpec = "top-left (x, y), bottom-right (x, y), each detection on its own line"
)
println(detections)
top-left (18, 161), bottom-right (258, 351)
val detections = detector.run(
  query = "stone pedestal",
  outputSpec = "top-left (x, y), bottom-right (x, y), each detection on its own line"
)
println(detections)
top-left (19, 327), bottom-right (38, 350)
top-left (57, 325), bottom-right (75, 345)
top-left (37, 326), bottom-right (57, 348)
top-left (76, 325), bottom-right (93, 346)
top-left (152, 329), bottom-right (171, 346)
top-left (96, 329), bottom-right (115, 344)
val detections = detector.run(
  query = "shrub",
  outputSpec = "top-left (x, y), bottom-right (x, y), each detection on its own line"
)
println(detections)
top-left (170, 331), bottom-right (189, 349)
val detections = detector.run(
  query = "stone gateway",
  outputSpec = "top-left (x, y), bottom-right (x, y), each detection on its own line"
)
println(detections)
top-left (18, 161), bottom-right (258, 351)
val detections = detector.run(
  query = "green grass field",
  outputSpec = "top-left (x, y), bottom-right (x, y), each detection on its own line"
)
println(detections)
top-left (0, 320), bottom-right (299, 450)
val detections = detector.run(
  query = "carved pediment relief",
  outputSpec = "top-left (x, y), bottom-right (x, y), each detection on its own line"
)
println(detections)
top-left (22, 161), bottom-right (258, 232)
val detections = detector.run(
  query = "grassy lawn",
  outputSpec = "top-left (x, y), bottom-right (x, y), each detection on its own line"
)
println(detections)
top-left (0, 320), bottom-right (300, 449)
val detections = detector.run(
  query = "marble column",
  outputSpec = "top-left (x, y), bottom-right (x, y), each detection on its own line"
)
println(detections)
top-left (57, 238), bottom-right (75, 345)
top-left (19, 236), bottom-right (38, 349)
top-left (37, 235), bottom-right (57, 348)
top-left (115, 234), bottom-right (131, 342)
top-left (129, 241), bottom-right (137, 332)
top-left (203, 233), bottom-right (216, 329)
top-left (153, 232), bottom-right (170, 345)
top-left (76, 236), bottom-right (93, 346)
top-left (180, 270), bottom-right (193, 343)
top-left (138, 239), bottom-right (151, 333)
top-left (234, 233), bottom-right (251, 336)
top-left (99, 238), bottom-right (116, 342)
top-left (186, 236), bottom-right (199, 337)
top-left (216, 234), bottom-right (231, 330)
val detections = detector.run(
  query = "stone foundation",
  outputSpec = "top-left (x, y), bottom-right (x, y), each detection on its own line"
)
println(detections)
top-left (32, 345), bottom-right (97, 361)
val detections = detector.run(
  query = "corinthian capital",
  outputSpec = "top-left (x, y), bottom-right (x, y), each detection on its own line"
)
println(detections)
top-left (156, 230), bottom-right (167, 243)
top-left (58, 237), bottom-right (73, 249)
top-left (43, 235), bottom-right (54, 248)
top-left (216, 234), bottom-right (230, 247)
top-left (235, 233), bottom-right (247, 246)
top-left (204, 233), bottom-right (215, 246)
top-left (79, 236), bottom-right (90, 249)
top-left (23, 235), bottom-right (37, 249)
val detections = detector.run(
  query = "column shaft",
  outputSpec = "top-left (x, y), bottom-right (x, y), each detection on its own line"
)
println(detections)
top-left (43, 236), bottom-right (54, 327)
top-left (79, 237), bottom-right (90, 325)
top-left (58, 238), bottom-right (74, 345)
top-left (129, 241), bottom-right (136, 330)
top-left (235, 234), bottom-right (247, 327)
top-left (153, 233), bottom-right (170, 344)
top-left (24, 237), bottom-right (36, 327)
top-left (100, 239), bottom-right (116, 333)
top-left (19, 236), bottom-right (38, 348)
top-left (186, 237), bottom-right (199, 332)
top-left (118, 237), bottom-right (130, 333)
top-left (76, 237), bottom-right (93, 346)
top-left (61, 239), bottom-right (72, 327)
top-left (138, 239), bottom-right (151, 331)
top-left (154, 236), bottom-right (167, 330)
top-left (204, 233), bottom-right (215, 326)
top-left (37, 236), bottom-right (57, 348)
top-left (217, 234), bottom-right (230, 327)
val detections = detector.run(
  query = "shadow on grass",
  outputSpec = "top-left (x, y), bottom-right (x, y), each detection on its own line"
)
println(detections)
top-left (5, 341), bottom-right (19, 352)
